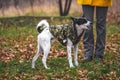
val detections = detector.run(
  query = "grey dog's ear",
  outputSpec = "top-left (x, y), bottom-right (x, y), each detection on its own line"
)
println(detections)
top-left (82, 15), bottom-right (84, 17)
top-left (71, 17), bottom-right (77, 22)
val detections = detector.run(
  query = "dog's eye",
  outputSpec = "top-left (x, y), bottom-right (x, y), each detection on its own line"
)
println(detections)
top-left (80, 19), bottom-right (87, 23)
top-left (76, 19), bottom-right (87, 25)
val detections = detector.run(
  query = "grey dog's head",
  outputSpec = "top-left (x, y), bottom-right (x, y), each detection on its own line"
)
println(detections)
top-left (71, 17), bottom-right (91, 30)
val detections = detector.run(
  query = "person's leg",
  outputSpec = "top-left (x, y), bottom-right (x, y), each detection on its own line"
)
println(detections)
top-left (95, 7), bottom-right (108, 60)
top-left (82, 5), bottom-right (94, 61)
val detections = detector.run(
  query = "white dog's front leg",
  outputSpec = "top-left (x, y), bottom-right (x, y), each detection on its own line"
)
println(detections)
top-left (74, 43), bottom-right (79, 66)
top-left (67, 39), bottom-right (74, 68)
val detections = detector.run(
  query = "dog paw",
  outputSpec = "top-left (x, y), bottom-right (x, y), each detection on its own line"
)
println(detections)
top-left (45, 67), bottom-right (50, 69)
top-left (32, 65), bottom-right (35, 69)
top-left (32, 67), bottom-right (35, 69)
top-left (70, 65), bottom-right (74, 68)
top-left (75, 61), bottom-right (79, 66)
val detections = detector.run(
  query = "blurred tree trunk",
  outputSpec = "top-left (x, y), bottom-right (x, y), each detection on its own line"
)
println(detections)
top-left (107, 0), bottom-right (120, 23)
top-left (58, 0), bottom-right (72, 16)
top-left (0, 0), bottom-right (9, 16)
top-left (29, 0), bottom-right (34, 15)
top-left (0, 0), bottom-right (119, 23)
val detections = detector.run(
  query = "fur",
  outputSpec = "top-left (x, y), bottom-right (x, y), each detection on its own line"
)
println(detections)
top-left (32, 17), bottom-right (91, 69)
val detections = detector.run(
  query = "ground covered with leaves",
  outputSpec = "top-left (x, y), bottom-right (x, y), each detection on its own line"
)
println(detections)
top-left (0, 17), bottom-right (120, 79)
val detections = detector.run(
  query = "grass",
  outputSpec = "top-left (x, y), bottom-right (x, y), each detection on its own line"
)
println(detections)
top-left (0, 26), bottom-right (37, 38)
top-left (0, 57), bottom-right (119, 79)
top-left (107, 24), bottom-right (120, 35)
top-left (0, 21), bottom-right (120, 79)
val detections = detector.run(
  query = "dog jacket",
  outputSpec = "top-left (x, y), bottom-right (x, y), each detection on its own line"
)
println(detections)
top-left (38, 24), bottom-right (84, 46)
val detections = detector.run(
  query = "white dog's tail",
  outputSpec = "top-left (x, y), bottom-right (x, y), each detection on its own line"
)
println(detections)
top-left (36, 20), bottom-right (49, 33)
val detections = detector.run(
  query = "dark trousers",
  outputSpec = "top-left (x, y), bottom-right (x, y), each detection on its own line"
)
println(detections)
top-left (82, 5), bottom-right (108, 58)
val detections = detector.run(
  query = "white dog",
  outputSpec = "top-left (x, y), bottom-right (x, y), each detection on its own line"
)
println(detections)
top-left (32, 17), bottom-right (91, 69)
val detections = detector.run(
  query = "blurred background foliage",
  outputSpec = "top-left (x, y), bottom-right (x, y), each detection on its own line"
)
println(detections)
top-left (0, 0), bottom-right (120, 23)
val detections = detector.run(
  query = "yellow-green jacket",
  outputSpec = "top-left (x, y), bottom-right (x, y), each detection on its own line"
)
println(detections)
top-left (77, 0), bottom-right (112, 6)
